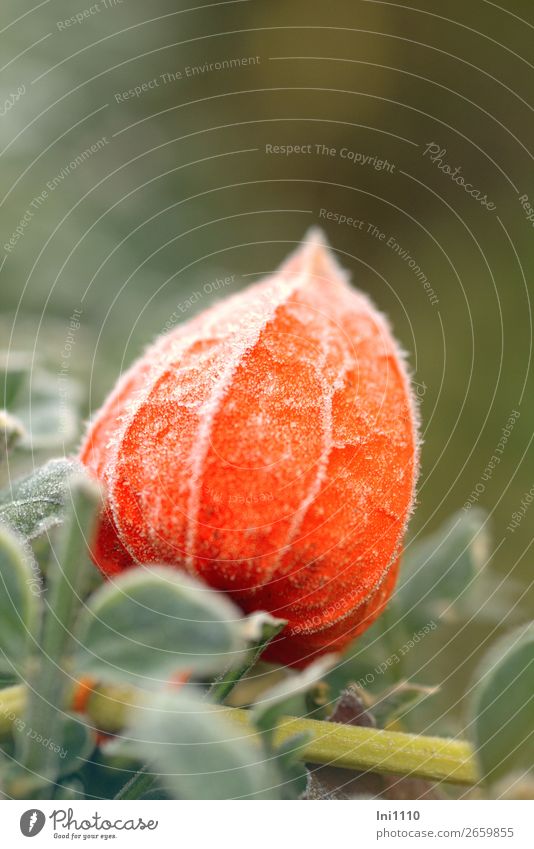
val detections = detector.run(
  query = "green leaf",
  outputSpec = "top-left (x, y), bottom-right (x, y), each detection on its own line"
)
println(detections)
top-left (75, 567), bottom-right (247, 685)
top-left (11, 370), bottom-right (81, 451)
top-left (470, 621), bottom-right (534, 783)
top-left (0, 525), bottom-right (40, 677)
top-left (210, 611), bottom-right (286, 704)
top-left (324, 615), bottom-right (399, 698)
top-left (12, 474), bottom-right (102, 790)
top-left (54, 777), bottom-right (85, 800)
top-left (114, 765), bottom-right (156, 800)
top-left (272, 734), bottom-right (309, 799)
top-left (242, 611), bottom-right (287, 644)
top-left (0, 356), bottom-right (81, 452)
top-left (371, 681), bottom-right (439, 728)
top-left (123, 689), bottom-right (282, 799)
top-left (396, 509), bottom-right (489, 629)
top-left (326, 511), bottom-right (490, 700)
top-left (58, 715), bottom-right (95, 779)
top-left (0, 352), bottom-right (31, 409)
top-left (0, 458), bottom-right (83, 540)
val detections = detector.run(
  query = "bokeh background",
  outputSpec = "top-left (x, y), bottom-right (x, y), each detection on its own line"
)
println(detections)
top-left (1, 0), bottom-right (533, 740)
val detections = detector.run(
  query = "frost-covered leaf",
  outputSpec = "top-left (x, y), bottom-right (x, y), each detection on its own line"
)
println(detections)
top-left (0, 458), bottom-right (83, 540)
top-left (75, 567), bottom-right (247, 685)
top-left (0, 525), bottom-right (40, 676)
top-left (124, 689), bottom-right (281, 799)
top-left (470, 621), bottom-right (534, 782)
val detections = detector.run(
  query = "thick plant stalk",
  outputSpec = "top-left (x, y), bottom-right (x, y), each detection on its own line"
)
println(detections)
top-left (15, 478), bottom-right (101, 787)
top-left (230, 709), bottom-right (477, 785)
top-left (0, 683), bottom-right (478, 785)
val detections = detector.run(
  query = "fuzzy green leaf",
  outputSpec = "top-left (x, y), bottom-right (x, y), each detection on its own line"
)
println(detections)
top-left (12, 370), bottom-right (80, 451)
top-left (123, 689), bottom-right (282, 799)
top-left (58, 715), bottom-right (95, 778)
top-left (396, 509), bottom-right (489, 629)
top-left (470, 621), bottom-right (534, 782)
top-left (0, 352), bottom-right (31, 409)
top-left (327, 511), bottom-right (490, 700)
top-left (0, 525), bottom-right (40, 677)
top-left (75, 567), bottom-right (247, 685)
top-left (371, 681), bottom-right (439, 728)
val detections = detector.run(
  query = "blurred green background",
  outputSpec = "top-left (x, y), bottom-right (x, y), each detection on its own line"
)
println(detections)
top-left (1, 1), bottom-right (533, 732)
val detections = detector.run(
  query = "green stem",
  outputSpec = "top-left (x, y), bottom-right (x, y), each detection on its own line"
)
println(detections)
top-left (0, 410), bottom-right (25, 488)
top-left (0, 684), bottom-right (26, 736)
top-left (114, 766), bottom-right (155, 800)
top-left (229, 708), bottom-right (478, 786)
top-left (210, 617), bottom-right (285, 704)
top-left (0, 682), bottom-right (479, 786)
top-left (15, 477), bottom-right (101, 786)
